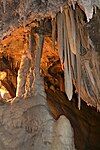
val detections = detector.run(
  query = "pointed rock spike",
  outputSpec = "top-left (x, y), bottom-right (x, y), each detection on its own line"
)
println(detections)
top-left (64, 5), bottom-right (76, 54)
top-left (52, 17), bottom-right (56, 50)
top-left (63, 11), bottom-right (73, 100)
top-left (2, 0), bottom-right (6, 13)
top-left (57, 12), bottom-right (64, 65)
top-left (35, 33), bottom-right (44, 75)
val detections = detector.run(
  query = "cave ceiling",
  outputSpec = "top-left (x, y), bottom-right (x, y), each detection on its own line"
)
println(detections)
top-left (0, 0), bottom-right (100, 110)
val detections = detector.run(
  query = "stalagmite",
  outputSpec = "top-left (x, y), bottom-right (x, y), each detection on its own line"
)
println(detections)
top-left (52, 115), bottom-right (76, 150)
top-left (16, 55), bottom-right (31, 97)
top-left (25, 29), bottom-right (36, 96)
top-left (57, 12), bottom-right (64, 65)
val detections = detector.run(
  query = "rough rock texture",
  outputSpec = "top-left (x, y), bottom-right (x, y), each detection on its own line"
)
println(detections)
top-left (0, 76), bottom-right (75, 150)
top-left (78, 0), bottom-right (100, 21)
top-left (0, 0), bottom-right (100, 39)
top-left (0, 1), bottom-right (100, 107)
top-left (16, 55), bottom-right (31, 97)
top-left (0, 1), bottom-right (100, 149)
top-left (0, 0), bottom-right (66, 39)
top-left (52, 115), bottom-right (75, 150)
top-left (46, 89), bottom-right (100, 150)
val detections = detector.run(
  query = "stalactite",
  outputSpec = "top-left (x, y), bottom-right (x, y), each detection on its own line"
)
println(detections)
top-left (71, 52), bottom-right (77, 80)
top-left (2, 0), bottom-right (6, 13)
top-left (76, 5), bottom-right (89, 50)
top-left (79, 0), bottom-right (93, 22)
top-left (28, 29), bottom-right (36, 86)
top-left (60, 6), bottom-right (63, 13)
top-left (23, 15), bottom-right (26, 29)
top-left (64, 5), bottom-right (76, 55)
top-left (75, 21), bottom-right (81, 110)
top-left (52, 3), bottom-right (100, 111)
top-left (76, 39), bottom-right (81, 110)
top-left (93, 5), bottom-right (97, 14)
top-left (84, 59), bottom-right (100, 111)
top-left (63, 11), bottom-right (73, 101)
top-left (75, 4), bottom-right (97, 109)
top-left (63, 45), bottom-right (73, 100)
top-left (82, 68), bottom-right (96, 105)
top-left (34, 34), bottom-right (44, 76)
top-left (57, 12), bottom-right (64, 65)
top-left (69, 7), bottom-right (77, 52)
top-left (23, 0), bottom-right (29, 28)
top-left (84, 61), bottom-right (95, 87)
top-left (29, 28), bottom-right (36, 59)
top-left (70, 0), bottom-right (76, 10)
top-left (93, 54), bottom-right (100, 111)
top-left (74, 6), bottom-right (85, 110)
top-left (32, 32), bottom-right (45, 96)
top-left (25, 29), bottom-right (36, 97)
top-left (52, 17), bottom-right (56, 50)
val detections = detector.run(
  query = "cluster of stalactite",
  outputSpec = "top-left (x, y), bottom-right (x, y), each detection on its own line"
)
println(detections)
top-left (54, 3), bottom-right (100, 110)
top-left (0, 1), bottom-right (99, 111)
top-left (15, 2), bottom-right (100, 110)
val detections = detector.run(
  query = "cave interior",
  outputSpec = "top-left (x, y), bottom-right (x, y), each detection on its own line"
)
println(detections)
top-left (0, 0), bottom-right (100, 150)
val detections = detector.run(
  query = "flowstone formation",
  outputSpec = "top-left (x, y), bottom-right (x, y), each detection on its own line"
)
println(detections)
top-left (0, 0), bottom-right (100, 149)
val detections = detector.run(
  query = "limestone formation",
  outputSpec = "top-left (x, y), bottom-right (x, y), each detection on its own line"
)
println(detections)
top-left (16, 55), bottom-right (31, 97)
top-left (0, 0), bottom-right (100, 149)
top-left (0, 76), bottom-right (76, 150)
top-left (52, 115), bottom-right (75, 150)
